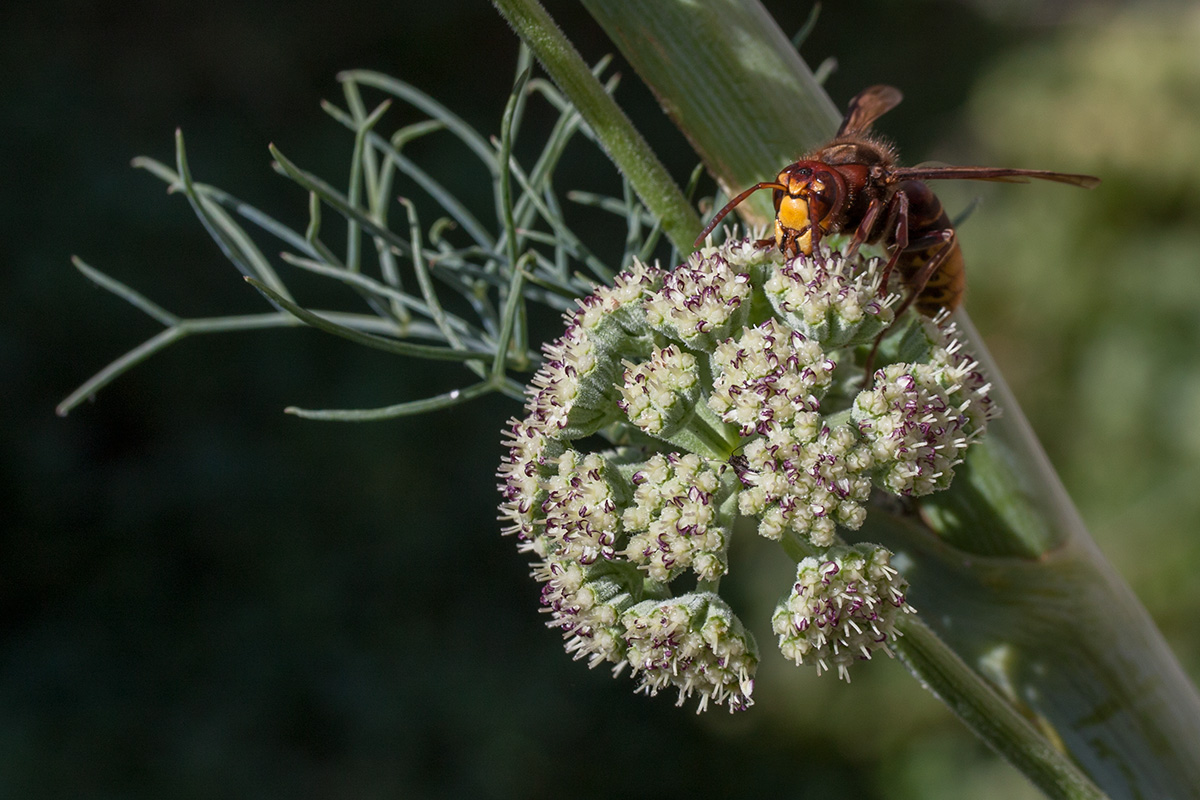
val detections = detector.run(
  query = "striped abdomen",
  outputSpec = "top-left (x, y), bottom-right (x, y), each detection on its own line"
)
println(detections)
top-left (894, 180), bottom-right (965, 315)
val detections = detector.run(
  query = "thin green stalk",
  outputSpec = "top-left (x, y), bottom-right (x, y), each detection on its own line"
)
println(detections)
top-left (70, 256), bottom-right (179, 327)
top-left (340, 70), bottom-right (499, 176)
top-left (175, 130), bottom-right (294, 303)
top-left (60, 258), bottom-right (428, 417)
top-left (566, 191), bottom-right (656, 225)
top-left (490, 0), bottom-right (701, 252)
top-left (892, 618), bottom-right (1106, 800)
top-left (316, 101), bottom-right (493, 250)
top-left (276, 253), bottom-right (481, 343)
top-left (270, 144), bottom-right (415, 260)
top-left (492, 254), bottom-right (531, 376)
top-left (495, 67), bottom-right (531, 362)
top-left (790, 2), bottom-right (822, 49)
top-left (245, 278), bottom-right (489, 363)
top-left (306, 191), bottom-right (322, 247)
top-left (510, 66), bottom-right (620, 246)
top-left (342, 97), bottom-right (392, 274)
top-left (582, 0), bottom-right (839, 224)
top-left (399, 198), bottom-right (465, 350)
top-left (133, 156), bottom-right (318, 258)
top-left (285, 379), bottom-right (497, 421)
top-left (505, 155), bottom-right (613, 283)
top-left (58, 327), bottom-right (187, 417)
top-left (339, 81), bottom-right (383, 211)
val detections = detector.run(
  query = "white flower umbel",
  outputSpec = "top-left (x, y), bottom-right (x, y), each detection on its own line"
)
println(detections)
top-left (623, 592), bottom-right (758, 712)
top-left (737, 421), bottom-right (873, 546)
top-left (852, 362), bottom-right (973, 496)
top-left (525, 262), bottom-right (663, 442)
top-left (497, 240), bottom-right (998, 707)
top-left (533, 557), bottom-right (645, 669)
top-left (621, 452), bottom-right (737, 581)
top-left (497, 417), bottom-right (563, 552)
top-left (708, 318), bottom-right (835, 436)
top-left (763, 248), bottom-right (896, 348)
top-left (924, 314), bottom-right (998, 434)
top-left (876, 312), bottom-right (998, 437)
top-left (618, 344), bottom-right (702, 438)
top-left (772, 544), bottom-right (912, 681)
top-left (575, 259), bottom-right (664, 331)
top-left (644, 244), bottom-right (759, 351)
top-left (541, 449), bottom-right (627, 565)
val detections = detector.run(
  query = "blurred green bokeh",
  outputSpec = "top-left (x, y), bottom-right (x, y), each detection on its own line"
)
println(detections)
top-left (5, 1), bottom-right (1198, 798)
top-left (956, 5), bottom-right (1200, 683)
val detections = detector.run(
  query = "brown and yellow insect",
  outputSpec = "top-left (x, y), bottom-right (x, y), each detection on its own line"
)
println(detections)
top-left (696, 85), bottom-right (1099, 318)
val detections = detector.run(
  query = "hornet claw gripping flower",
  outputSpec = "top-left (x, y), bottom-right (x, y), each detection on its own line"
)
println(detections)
top-left (497, 239), bottom-right (996, 711)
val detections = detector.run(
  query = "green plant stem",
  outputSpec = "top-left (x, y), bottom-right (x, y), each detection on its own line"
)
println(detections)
top-left (57, 310), bottom-right (416, 419)
top-left (891, 618), bottom-right (1106, 800)
top-left (777, 527), bottom-right (1105, 799)
top-left (582, 0), bottom-right (840, 225)
top-left (490, 0), bottom-right (701, 252)
top-left (58, 257), bottom-right (442, 417)
top-left (245, 278), bottom-right (490, 362)
top-left (285, 379), bottom-right (497, 421)
top-left (495, 67), bottom-right (531, 368)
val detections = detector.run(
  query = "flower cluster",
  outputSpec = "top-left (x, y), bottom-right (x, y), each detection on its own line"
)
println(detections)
top-left (623, 593), bottom-right (756, 712)
top-left (498, 240), bottom-right (995, 709)
top-left (851, 315), bottom-right (998, 497)
top-left (644, 245), bottom-right (760, 349)
top-left (738, 421), bottom-right (873, 546)
top-left (853, 363), bottom-right (970, 496)
top-left (622, 452), bottom-right (737, 582)
top-left (618, 344), bottom-right (702, 438)
top-left (540, 449), bottom-right (625, 564)
top-left (534, 557), bottom-right (640, 668)
top-left (772, 544), bottom-right (911, 681)
top-left (707, 318), bottom-right (834, 436)
top-left (763, 250), bottom-right (894, 347)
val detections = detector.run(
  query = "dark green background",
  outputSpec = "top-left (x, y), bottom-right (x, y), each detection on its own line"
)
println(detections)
top-left (7, 2), bottom-right (1199, 797)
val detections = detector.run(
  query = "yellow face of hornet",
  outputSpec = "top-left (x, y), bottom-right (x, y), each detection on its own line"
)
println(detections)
top-left (772, 161), bottom-right (846, 257)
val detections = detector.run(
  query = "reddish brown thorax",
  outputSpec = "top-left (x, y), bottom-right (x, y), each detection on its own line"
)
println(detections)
top-left (694, 84), bottom-right (1097, 321)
